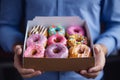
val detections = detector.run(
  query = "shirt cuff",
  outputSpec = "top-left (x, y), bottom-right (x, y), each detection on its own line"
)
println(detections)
top-left (0, 26), bottom-right (24, 53)
top-left (95, 36), bottom-right (116, 56)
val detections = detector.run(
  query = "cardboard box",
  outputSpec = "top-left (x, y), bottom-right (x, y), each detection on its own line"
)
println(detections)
top-left (23, 16), bottom-right (95, 71)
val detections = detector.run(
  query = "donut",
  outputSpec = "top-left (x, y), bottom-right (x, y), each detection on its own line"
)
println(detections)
top-left (66, 25), bottom-right (85, 37)
top-left (28, 25), bottom-right (48, 37)
top-left (69, 44), bottom-right (91, 58)
top-left (67, 34), bottom-right (88, 47)
top-left (45, 43), bottom-right (68, 58)
top-left (24, 45), bottom-right (45, 58)
top-left (47, 34), bottom-right (67, 46)
top-left (26, 34), bottom-right (47, 47)
top-left (48, 25), bottom-right (65, 36)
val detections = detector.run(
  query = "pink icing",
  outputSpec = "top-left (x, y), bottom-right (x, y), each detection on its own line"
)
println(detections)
top-left (24, 45), bottom-right (45, 58)
top-left (47, 34), bottom-right (67, 46)
top-left (27, 34), bottom-right (47, 47)
top-left (45, 43), bottom-right (68, 58)
top-left (67, 25), bottom-right (85, 36)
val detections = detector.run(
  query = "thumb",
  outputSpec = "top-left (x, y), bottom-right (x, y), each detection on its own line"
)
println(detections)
top-left (93, 44), bottom-right (101, 55)
top-left (89, 44), bottom-right (105, 72)
top-left (14, 45), bottom-right (23, 69)
top-left (14, 45), bottom-right (23, 55)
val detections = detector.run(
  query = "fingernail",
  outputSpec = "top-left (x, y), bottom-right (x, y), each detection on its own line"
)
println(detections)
top-left (89, 68), bottom-right (95, 73)
top-left (37, 71), bottom-right (42, 74)
top-left (30, 69), bottom-right (35, 72)
top-left (81, 70), bottom-right (86, 74)
top-left (89, 69), bottom-right (92, 73)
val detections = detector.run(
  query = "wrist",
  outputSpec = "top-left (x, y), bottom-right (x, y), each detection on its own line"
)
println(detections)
top-left (98, 44), bottom-right (108, 56)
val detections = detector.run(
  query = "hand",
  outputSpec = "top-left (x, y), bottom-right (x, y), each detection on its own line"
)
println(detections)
top-left (79, 44), bottom-right (107, 79)
top-left (13, 45), bottom-right (42, 78)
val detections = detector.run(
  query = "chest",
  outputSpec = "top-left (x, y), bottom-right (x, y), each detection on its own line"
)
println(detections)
top-left (25, 0), bottom-right (101, 8)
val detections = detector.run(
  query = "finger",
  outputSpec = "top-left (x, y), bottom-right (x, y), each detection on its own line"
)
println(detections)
top-left (89, 45), bottom-right (105, 72)
top-left (14, 45), bottom-right (22, 55)
top-left (22, 71), bottom-right (41, 78)
top-left (14, 45), bottom-right (23, 68)
top-left (19, 68), bottom-right (35, 75)
top-left (93, 45), bottom-right (100, 55)
top-left (80, 70), bottom-right (99, 79)
top-left (14, 53), bottom-right (22, 68)
top-left (14, 54), bottom-right (40, 77)
top-left (14, 53), bottom-right (23, 70)
top-left (80, 70), bottom-right (91, 78)
top-left (89, 65), bottom-right (103, 73)
top-left (80, 70), bottom-right (87, 74)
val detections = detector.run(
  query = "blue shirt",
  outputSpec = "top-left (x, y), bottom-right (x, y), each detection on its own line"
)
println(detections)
top-left (0, 0), bottom-right (120, 80)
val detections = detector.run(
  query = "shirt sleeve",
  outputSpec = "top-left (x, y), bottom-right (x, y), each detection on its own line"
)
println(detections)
top-left (0, 0), bottom-right (24, 53)
top-left (96, 0), bottom-right (120, 55)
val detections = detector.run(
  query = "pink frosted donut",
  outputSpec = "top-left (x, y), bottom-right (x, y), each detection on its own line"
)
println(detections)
top-left (24, 45), bottom-right (45, 58)
top-left (26, 34), bottom-right (47, 47)
top-left (45, 43), bottom-right (68, 58)
top-left (66, 25), bottom-right (85, 37)
top-left (47, 34), bottom-right (67, 46)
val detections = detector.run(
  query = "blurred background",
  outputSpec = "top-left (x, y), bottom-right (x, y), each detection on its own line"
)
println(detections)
top-left (0, 0), bottom-right (120, 80)
top-left (0, 47), bottom-right (120, 80)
